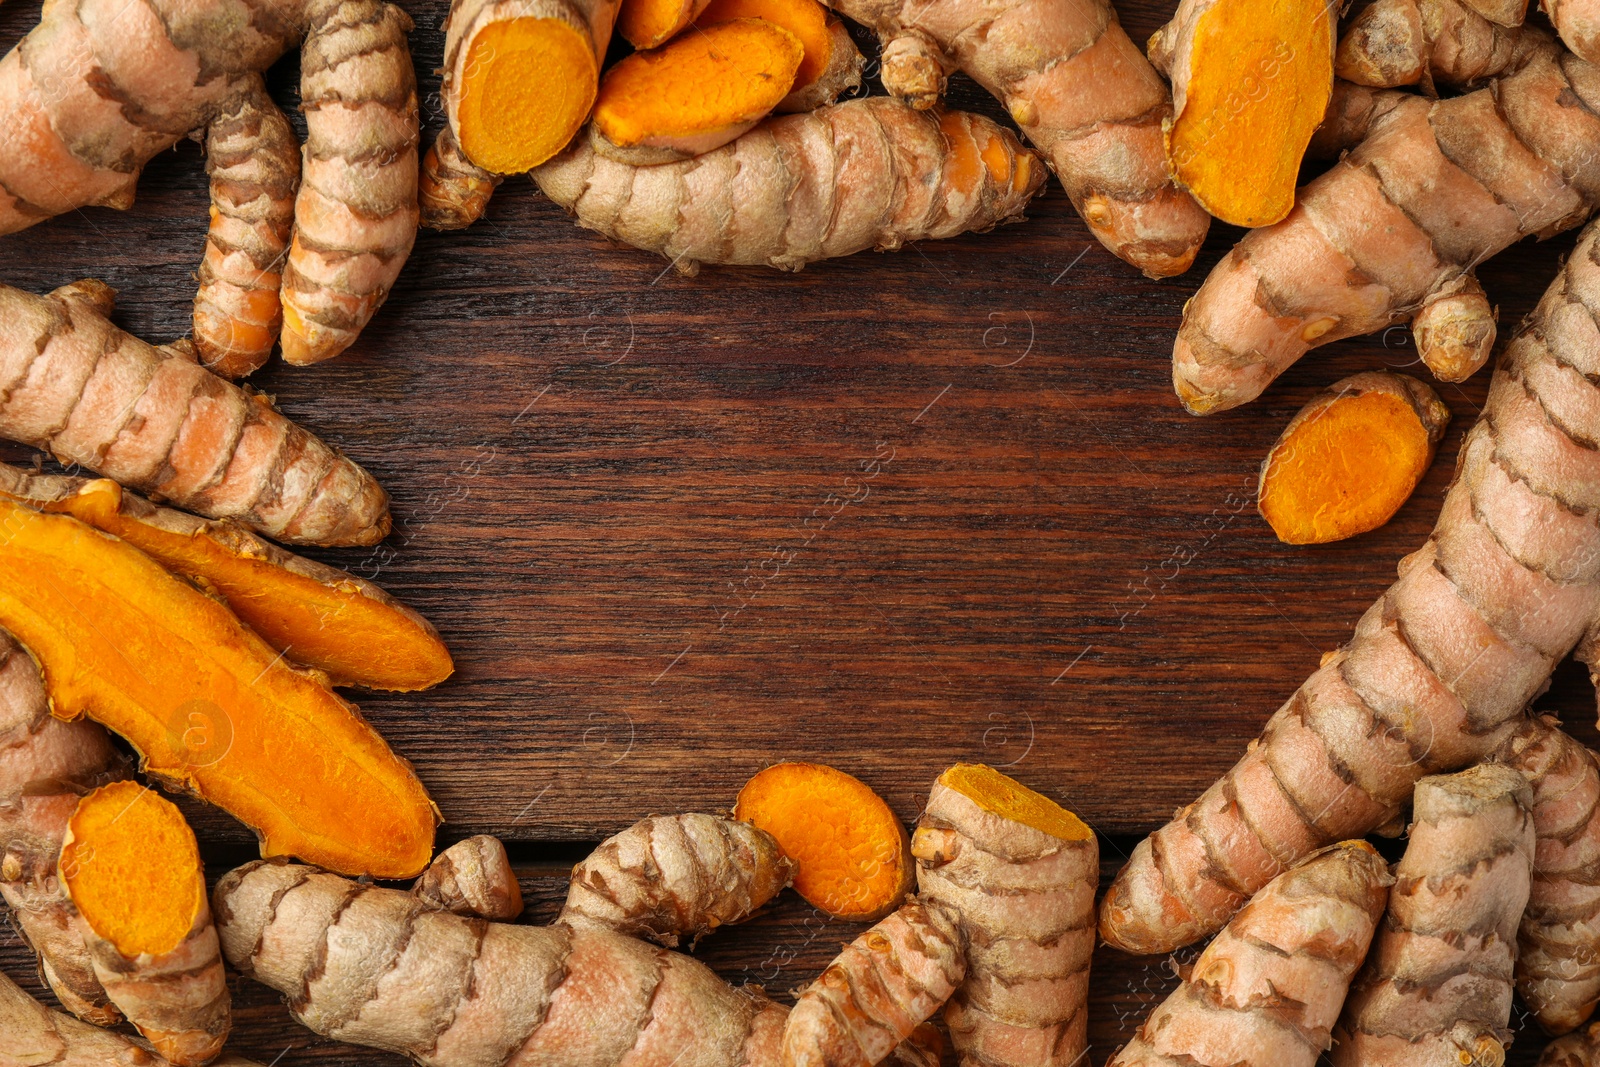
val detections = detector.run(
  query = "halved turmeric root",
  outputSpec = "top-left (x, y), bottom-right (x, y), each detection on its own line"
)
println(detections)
top-left (61, 782), bottom-right (230, 1066)
top-left (1258, 372), bottom-right (1450, 545)
top-left (695, 0), bottom-right (864, 111)
top-left (618, 0), bottom-right (710, 47)
top-left (0, 495), bottom-right (439, 878)
top-left (592, 19), bottom-right (804, 164)
top-left (735, 761), bottom-right (912, 920)
top-left (0, 465), bottom-right (452, 692)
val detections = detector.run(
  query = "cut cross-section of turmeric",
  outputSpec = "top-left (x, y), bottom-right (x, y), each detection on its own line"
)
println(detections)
top-left (592, 19), bottom-right (804, 164)
top-left (694, 0), bottom-right (861, 111)
top-left (735, 761), bottom-right (912, 920)
top-left (618, 0), bottom-right (711, 47)
top-left (1258, 372), bottom-right (1450, 545)
top-left (0, 495), bottom-right (440, 879)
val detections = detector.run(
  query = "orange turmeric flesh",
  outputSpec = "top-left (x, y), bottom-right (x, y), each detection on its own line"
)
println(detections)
top-left (594, 19), bottom-right (803, 153)
top-left (1258, 372), bottom-right (1450, 545)
top-left (1163, 0), bottom-right (1335, 227)
top-left (618, 0), bottom-right (708, 48)
top-left (735, 762), bottom-right (912, 921)
top-left (22, 478), bottom-right (452, 692)
top-left (457, 17), bottom-right (599, 173)
top-left (938, 763), bottom-right (1092, 842)
top-left (697, 0), bottom-right (831, 90)
top-left (0, 496), bottom-right (439, 878)
top-left (61, 782), bottom-right (204, 959)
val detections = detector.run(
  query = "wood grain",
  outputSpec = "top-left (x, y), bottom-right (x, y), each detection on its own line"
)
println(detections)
top-left (0, 0), bottom-right (1592, 1061)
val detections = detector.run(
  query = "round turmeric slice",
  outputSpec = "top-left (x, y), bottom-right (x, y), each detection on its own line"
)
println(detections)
top-left (456, 15), bottom-right (601, 174)
top-left (735, 762), bottom-right (912, 921)
top-left (592, 18), bottom-right (804, 165)
top-left (1258, 371), bottom-right (1450, 545)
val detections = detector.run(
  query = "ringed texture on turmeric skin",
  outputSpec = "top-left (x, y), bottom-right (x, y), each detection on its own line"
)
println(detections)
top-left (736, 761), bottom-right (913, 920)
top-left (0, 465), bottom-right (452, 692)
top-left (1151, 0), bottom-right (1338, 227)
top-left (1258, 372), bottom-right (1450, 545)
top-left (62, 782), bottom-right (232, 1066)
top-left (592, 19), bottom-right (805, 164)
top-left (0, 496), bottom-right (439, 879)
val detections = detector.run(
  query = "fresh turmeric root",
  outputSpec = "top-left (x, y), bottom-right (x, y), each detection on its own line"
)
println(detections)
top-left (1172, 29), bottom-right (1598, 413)
top-left (1257, 372), bottom-right (1451, 545)
top-left (783, 899), bottom-right (965, 1067)
top-left (1495, 716), bottom-right (1600, 1035)
top-left (695, 0), bottom-right (864, 111)
top-left (0, 465), bottom-right (450, 691)
top-left (1544, 1024), bottom-right (1600, 1066)
top-left (591, 19), bottom-right (805, 164)
top-left (1148, 0), bottom-right (1339, 227)
top-left (0, 495), bottom-right (439, 879)
top-left (913, 764), bottom-right (1097, 1067)
top-left (414, 835), bottom-right (525, 920)
top-left (1103, 216), bottom-right (1600, 956)
top-left (0, 281), bottom-right (390, 547)
top-left (1549, 0), bottom-right (1600, 61)
top-left (736, 761), bottom-right (913, 920)
top-left (1331, 765), bottom-right (1535, 1066)
top-left (1109, 842), bottom-right (1390, 1067)
top-left (826, 0), bottom-right (1212, 277)
top-left (877, 33), bottom-right (950, 110)
top-left (61, 782), bottom-right (231, 1066)
top-left (0, 631), bottom-right (127, 1027)
top-left (560, 813), bottom-right (795, 946)
top-left (534, 97), bottom-right (1043, 274)
top-left (1335, 0), bottom-right (1533, 87)
top-left (620, 0), bottom-right (713, 46)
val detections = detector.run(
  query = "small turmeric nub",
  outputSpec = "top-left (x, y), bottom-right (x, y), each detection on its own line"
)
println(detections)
top-left (736, 762), bottom-right (913, 920)
top-left (457, 18), bottom-right (600, 173)
top-left (1258, 372), bottom-right (1450, 545)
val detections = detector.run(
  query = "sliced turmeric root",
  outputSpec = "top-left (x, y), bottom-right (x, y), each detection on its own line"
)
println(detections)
top-left (1152, 0), bottom-right (1338, 227)
top-left (593, 19), bottom-right (804, 164)
top-left (735, 762), bottom-right (912, 921)
top-left (1258, 372), bottom-right (1450, 545)
top-left (695, 0), bottom-right (862, 111)
top-left (0, 495), bottom-right (439, 878)
top-left (61, 782), bottom-right (230, 1066)
top-left (0, 465), bottom-right (452, 692)
top-left (618, 0), bottom-right (712, 47)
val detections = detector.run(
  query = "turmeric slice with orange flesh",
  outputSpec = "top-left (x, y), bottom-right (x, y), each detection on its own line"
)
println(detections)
top-left (593, 19), bottom-right (804, 164)
top-left (0, 466), bottom-right (452, 692)
top-left (61, 782), bottom-right (231, 1066)
top-left (735, 762), bottom-right (912, 921)
top-left (695, 0), bottom-right (861, 110)
top-left (618, 0), bottom-right (712, 47)
top-left (0, 496), bottom-right (439, 879)
top-left (1153, 0), bottom-right (1337, 227)
top-left (1258, 372), bottom-right (1450, 545)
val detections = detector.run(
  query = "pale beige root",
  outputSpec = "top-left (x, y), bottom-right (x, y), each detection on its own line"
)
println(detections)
top-left (778, 19), bottom-right (864, 112)
top-left (192, 77), bottom-right (300, 380)
top-left (1108, 842), bottom-right (1391, 1067)
top-left (0, 281), bottom-right (390, 547)
top-left (412, 836), bottom-right (524, 920)
top-left (1305, 79), bottom-right (1409, 157)
top-left (1548, 0), bottom-right (1600, 62)
top-left (419, 126), bottom-right (502, 231)
top-left (912, 765), bottom-right (1097, 1067)
top-left (1171, 31), bottom-right (1600, 415)
top-left (1494, 716), bottom-right (1600, 1035)
top-left (1543, 1023), bottom-right (1600, 1065)
top-left (1413, 272), bottom-right (1497, 381)
top-left (1331, 765), bottom-right (1535, 1066)
top-left (1104, 218), bottom-right (1600, 955)
top-left (214, 859), bottom-right (794, 1067)
top-left (279, 0), bottom-right (418, 366)
top-left (826, 0), bottom-right (1211, 278)
top-left (0, 631), bottom-right (126, 1027)
top-left (878, 32), bottom-right (950, 109)
top-left (782, 899), bottom-right (965, 1067)
top-left (62, 782), bottom-right (231, 1066)
top-left (534, 97), bottom-right (1043, 273)
top-left (559, 813), bottom-right (794, 947)
top-left (1336, 0), bottom-right (1536, 87)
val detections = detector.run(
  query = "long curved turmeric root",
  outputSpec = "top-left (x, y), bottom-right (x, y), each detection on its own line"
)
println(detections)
top-left (534, 97), bottom-right (1043, 274)
top-left (827, 0), bottom-right (1211, 277)
top-left (1107, 842), bottom-right (1391, 1067)
top-left (62, 782), bottom-right (231, 1066)
top-left (1171, 30), bottom-right (1600, 414)
top-left (1331, 765), bottom-right (1535, 1066)
top-left (0, 631), bottom-right (127, 1027)
top-left (0, 281), bottom-right (389, 547)
top-left (0, 495), bottom-right (439, 879)
top-left (0, 465), bottom-right (449, 691)
top-left (1103, 217), bottom-right (1600, 956)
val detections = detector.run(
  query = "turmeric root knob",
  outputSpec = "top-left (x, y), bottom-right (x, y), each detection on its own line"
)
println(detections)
top-left (736, 762), bottom-right (912, 920)
top-left (1258, 372), bottom-right (1450, 545)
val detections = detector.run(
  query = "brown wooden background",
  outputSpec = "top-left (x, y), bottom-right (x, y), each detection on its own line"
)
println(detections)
top-left (1, 0), bottom-right (1593, 1060)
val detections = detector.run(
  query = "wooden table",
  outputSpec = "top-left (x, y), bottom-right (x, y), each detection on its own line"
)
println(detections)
top-left (0, 1), bottom-right (1590, 1061)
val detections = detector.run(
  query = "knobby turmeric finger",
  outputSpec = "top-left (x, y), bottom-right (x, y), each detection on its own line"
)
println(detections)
top-left (414, 834), bottom-right (525, 920)
top-left (1258, 371), bottom-right (1450, 545)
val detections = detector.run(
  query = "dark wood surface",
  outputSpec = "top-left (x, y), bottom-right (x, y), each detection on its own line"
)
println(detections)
top-left (0, 0), bottom-right (1593, 1060)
